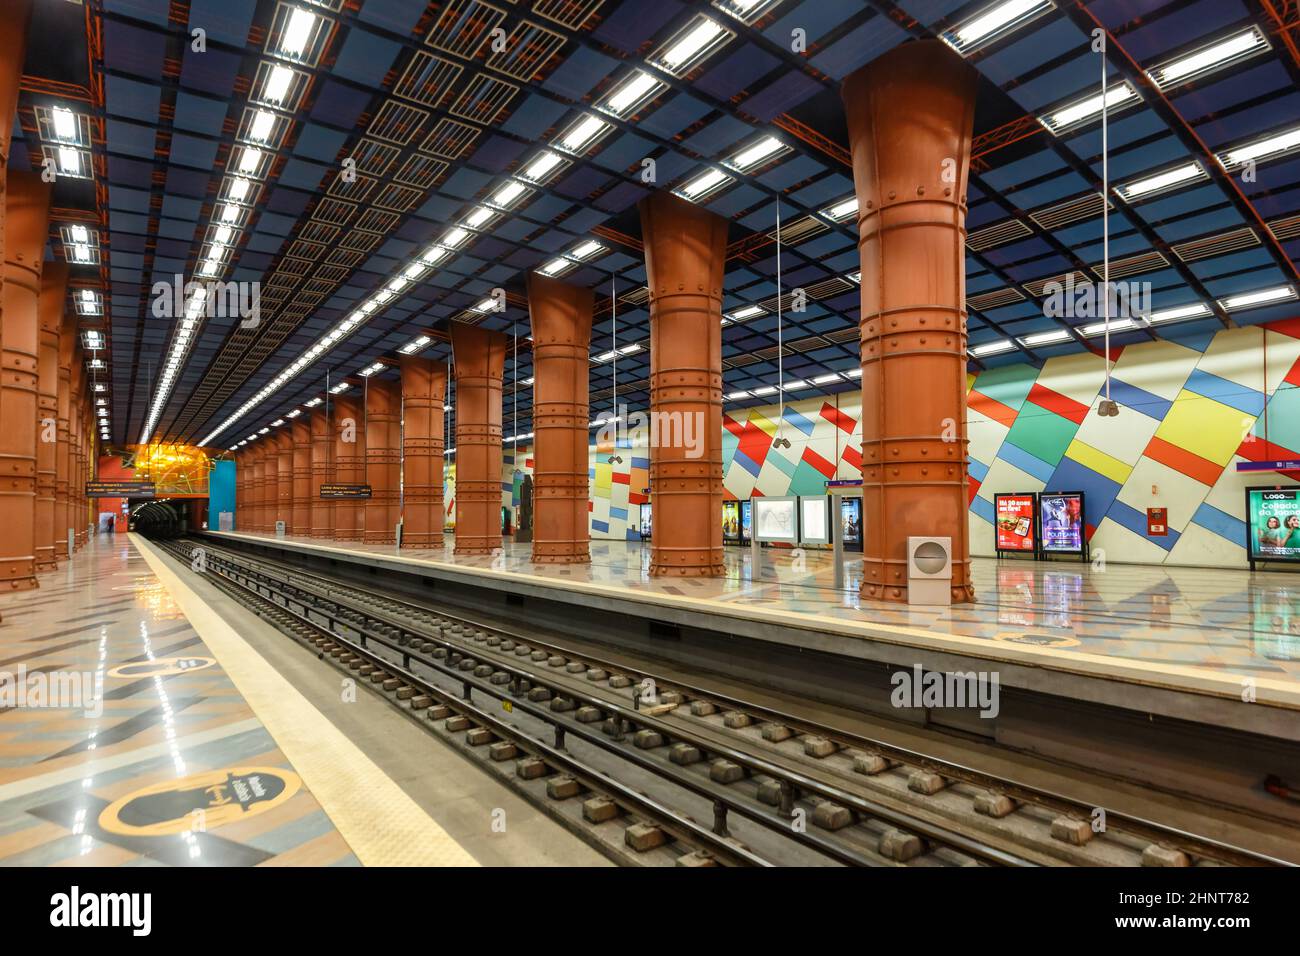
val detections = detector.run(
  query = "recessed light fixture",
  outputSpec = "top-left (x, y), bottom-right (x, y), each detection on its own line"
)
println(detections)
top-left (1019, 329), bottom-right (1073, 346)
top-left (942, 0), bottom-right (1056, 56)
top-left (751, 385), bottom-right (778, 396)
top-left (52, 105), bottom-right (78, 141)
top-left (602, 71), bottom-right (663, 116)
top-left (1079, 317), bottom-right (1138, 336)
top-left (676, 167), bottom-right (732, 202)
top-left (712, 0), bottom-right (784, 25)
top-left (726, 305), bottom-right (765, 322)
top-left (1147, 27), bottom-right (1269, 90)
top-left (1218, 286), bottom-right (1297, 311)
top-left (329, 382), bottom-right (349, 394)
top-left (539, 257), bottom-right (574, 277)
top-left (726, 389), bottom-right (751, 400)
top-left (812, 373), bottom-right (843, 385)
top-left (821, 197), bottom-right (858, 222)
top-left (1040, 83), bottom-right (1139, 135)
top-left (652, 15), bottom-right (733, 75)
top-left (520, 151), bottom-right (565, 182)
top-left (248, 109), bottom-right (276, 143)
top-left (1216, 126), bottom-right (1300, 170)
top-left (238, 146), bottom-right (263, 174)
top-left (969, 339), bottom-right (1017, 356)
top-left (727, 136), bottom-right (786, 172)
top-left (278, 6), bottom-right (317, 60)
top-left (558, 114), bottom-right (610, 154)
top-left (263, 64), bottom-right (295, 105)
top-left (1115, 162), bottom-right (1206, 202)
top-left (305, 397), bottom-right (322, 407)
top-left (1148, 302), bottom-right (1211, 324)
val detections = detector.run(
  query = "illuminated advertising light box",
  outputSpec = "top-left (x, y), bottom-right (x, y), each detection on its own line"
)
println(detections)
top-left (722, 500), bottom-right (741, 543)
top-left (1247, 487), bottom-right (1300, 568)
top-left (752, 495), bottom-right (798, 544)
top-left (639, 502), bottom-right (652, 540)
top-left (799, 495), bottom-right (830, 545)
top-left (741, 500), bottom-right (752, 543)
top-left (994, 492), bottom-right (1037, 554)
top-left (839, 497), bottom-right (862, 552)
top-left (1039, 491), bottom-right (1086, 558)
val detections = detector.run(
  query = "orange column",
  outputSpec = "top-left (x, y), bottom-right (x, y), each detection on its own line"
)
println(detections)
top-left (363, 376), bottom-right (400, 544)
top-left (0, 172), bottom-right (52, 590)
top-left (55, 308), bottom-right (75, 559)
top-left (291, 418), bottom-right (311, 534)
top-left (35, 263), bottom-right (67, 572)
top-left (639, 191), bottom-right (727, 577)
top-left (68, 358), bottom-right (82, 548)
top-left (527, 274), bottom-right (592, 564)
top-left (251, 447), bottom-right (266, 533)
top-left (843, 40), bottom-right (977, 604)
top-left (450, 324), bottom-right (506, 555)
top-left (332, 394), bottom-right (366, 541)
top-left (399, 356), bottom-right (446, 550)
top-left (309, 409), bottom-right (333, 538)
top-left (274, 431), bottom-right (292, 532)
top-left (234, 451), bottom-right (244, 529)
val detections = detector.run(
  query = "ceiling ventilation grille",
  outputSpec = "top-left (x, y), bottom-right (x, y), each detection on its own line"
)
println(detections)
top-left (1023, 270), bottom-right (1090, 298)
top-left (1092, 250), bottom-right (1168, 279)
top-left (967, 287), bottom-right (1026, 311)
top-left (1171, 227), bottom-right (1259, 262)
top-left (1029, 193), bottom-right (1112, 230)
top-left (967, 218), bottom-right (1032, 251)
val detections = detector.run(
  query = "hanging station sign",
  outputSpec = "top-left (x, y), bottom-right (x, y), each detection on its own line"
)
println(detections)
top-left (86, 480), bottom-right (156, 498)
top-left (318, 483), bottom-right (371, 499)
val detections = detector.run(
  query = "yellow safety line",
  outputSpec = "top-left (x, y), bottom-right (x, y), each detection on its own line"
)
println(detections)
top-left (132, 534), bottom-right (479, 867)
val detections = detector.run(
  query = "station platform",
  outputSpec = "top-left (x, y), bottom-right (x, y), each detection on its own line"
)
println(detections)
top-left (208, 531), bottom-right (1300, 743)
top-left (0, 533), bottom-right (486, 866)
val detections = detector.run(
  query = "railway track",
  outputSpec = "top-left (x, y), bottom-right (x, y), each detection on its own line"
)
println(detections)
top-left (165, 535), bottom-right (1291, 868)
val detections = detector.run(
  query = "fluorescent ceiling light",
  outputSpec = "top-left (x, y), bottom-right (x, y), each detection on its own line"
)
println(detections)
top-left (271, 418), bottom-right (285, 427)
top-left (1019, 329), bottom-right (1072, 346)
top-left (213, 225), bottom-right (233, 245)
top-left (52, 106), bottom-right (77, 141)
top-left (822, 197), bottom-right (858, 222)
top-left (94, 384), bottom-right (105, 392)
top-left (264, 64), bottom-right (293, 104)
top-left (713, 0), bottom-right (783, 24)
top-left (421, 245), bottom-right (451, 265)
top-left (400, 335), bottom-right (431, 354)
top-left (559, 114), bottom-right (608, 154)
top-left (229, 177), bottom-right (251, 202)
top-left (249, 109), bottom-right (275, 143)
top-left (604, 71), bottom-right (662, 115)
top-left (654, 16), bottom-right (729, 74)
top-left (58, 147), bottom-right (80, 175)
top-left (329, 382), bottom-right (349, 394)
top-left (359, 362), bottom-right (385, 377)
top-left (726, 390), bottom-right (751, 400)
top-left (943, 0), bottom-right (1054, 55)
top-left (1148, 302), bottom-right (1211, 324)
top-left (781, 380), bottom-right (809, 390)
top-left (679, 168), bottom-right (731, 200)
top-left (286, 409), bottom-right (302, 418)
top-left (1217, 126), bottom-right (1300, 169)
top-left (1079, 318), bottom-right (1138, 335)
top-left (970, 339), bottom-right (1016, 356)
top-left (812, 373), bottom-right (842, 385)
top-left (72, 243), bottom-right (91, 262)
top-left (305, 397), bottom-right (322, 407)
top-left (727, 305), bottom-right (764, 322)
top-left (70, 224), bottom-right (88, 243)
top-left (728, 136), bottom-right (784, 171)
top-left (441, 227), bottom-right (470, 248)
top-left (1148, 27), bottom-right (1268, 89)
top-left (280, 7), bottom-right (316, 59)
top-left (220, 203), bottom-right (240, 223)
top-left (751, 385), bottom-right (777, 396)
top-left (1041, 83), bottom-right (1138, 134)
top-left (238, 147), bottom-right (262, 173)
top-left (521, 151), bottom-right (563, 182)
top-left (1219, 286), bottom-right (1296, 311)
top-left (258, 427), bottom-right (270, 434)
top-left (1116, 162), bottom-right (1205, 201)
top-left (570, 240), bottom-right (604, 260)
top-left (540, 257), bottom-right (574, 277)
top-left (490, 181), bottom-right (527, 208)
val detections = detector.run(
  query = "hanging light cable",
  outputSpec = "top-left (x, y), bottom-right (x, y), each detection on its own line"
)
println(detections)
top-left (1099, 31), bottom-right (1119, 417)
top-left (774, 201), bottom-right (790, 448)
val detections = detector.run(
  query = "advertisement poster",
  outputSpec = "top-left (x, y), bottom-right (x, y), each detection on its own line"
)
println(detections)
top-left (639, 502), bottom-right (652, 539)
top-left (741, 500), bottom-right (752, 543)
top-left (840, 498), bottom-right (863, 551)
top-left (753, 497), bottom-right (798, 542)
top-left (994, 493), bottom-right (1036, 552)
top-left (1248, 488), bottom-right (1300, 562)
top-left (722, 501), bottom-right (740, 542)
top-left (1040, 492), bottom-right (1085, 553)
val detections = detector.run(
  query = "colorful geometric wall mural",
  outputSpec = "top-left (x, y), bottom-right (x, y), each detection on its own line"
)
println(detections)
top-left (439, 318), bottom-right (1300, 569)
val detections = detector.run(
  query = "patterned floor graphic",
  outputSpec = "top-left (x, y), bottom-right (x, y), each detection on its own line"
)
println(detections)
top-left (0, 535), bottom-right (359, 867)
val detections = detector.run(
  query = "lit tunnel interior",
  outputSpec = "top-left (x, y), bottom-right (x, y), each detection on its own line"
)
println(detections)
top-left (130, 500), bottom-right (187, 540)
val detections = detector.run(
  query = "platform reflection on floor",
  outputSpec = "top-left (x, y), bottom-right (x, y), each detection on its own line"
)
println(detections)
top-left (0, 536), bottom-right (358, 867)
top-left (223, 532), bottom-right (1300, 700)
